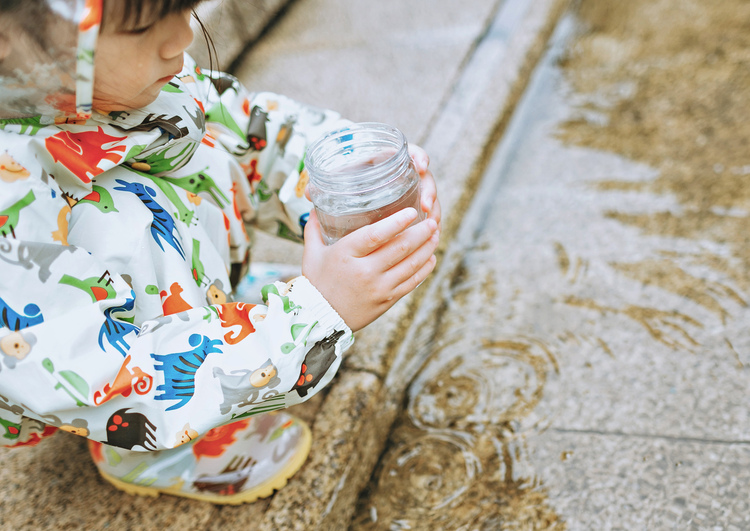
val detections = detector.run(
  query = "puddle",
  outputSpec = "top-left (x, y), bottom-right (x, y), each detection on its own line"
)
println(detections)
top-left (353, 327), bottom-right (563, 530)
top-left (407, 336), bottom-right (559, 435)
top-left (352, 426), bottom-right (563, 530)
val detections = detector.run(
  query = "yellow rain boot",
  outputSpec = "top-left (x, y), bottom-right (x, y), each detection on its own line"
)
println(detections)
top-left (89, 411), bottom-right (311, 504)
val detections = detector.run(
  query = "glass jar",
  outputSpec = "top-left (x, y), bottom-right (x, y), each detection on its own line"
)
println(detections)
top-left (305, 122), bottom-right (426, 245)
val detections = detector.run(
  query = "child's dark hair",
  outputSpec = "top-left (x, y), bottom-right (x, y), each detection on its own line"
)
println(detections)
top-left (103, 0), bottom-right (206, 29)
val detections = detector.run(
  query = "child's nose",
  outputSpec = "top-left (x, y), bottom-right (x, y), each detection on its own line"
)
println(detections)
top-left (159, 10), bottom-right (194, 60)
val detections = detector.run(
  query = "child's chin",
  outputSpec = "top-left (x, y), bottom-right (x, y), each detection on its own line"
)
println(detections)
top-left (93, 91), bottom-right (162, 113)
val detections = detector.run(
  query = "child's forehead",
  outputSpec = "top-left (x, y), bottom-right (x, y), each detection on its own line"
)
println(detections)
top-left (102, 1), bottom-right (159, 30)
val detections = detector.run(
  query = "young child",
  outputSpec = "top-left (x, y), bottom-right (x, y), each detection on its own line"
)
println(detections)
top-left (0, 0), bottom-right (440, 504)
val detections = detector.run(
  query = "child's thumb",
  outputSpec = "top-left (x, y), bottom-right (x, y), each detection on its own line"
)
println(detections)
top-left (303, 209), bottom-right (323, 245)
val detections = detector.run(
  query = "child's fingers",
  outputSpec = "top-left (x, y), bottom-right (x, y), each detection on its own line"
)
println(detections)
top-left (408, 144), bottom-right (437, 215)
top-left (376, 218), bottom-right (438, 270)
top-left (427, 196), bottom-right (442, 228)
top-left (382, 225), bottom-right (438, 281)
top-left (345, 207), bottom-right (419, 257)
top-left (303, 210), bottom-right (324, 247)
top-left (419, 170), bottom-right (437, 214)
top-left (388, 253), bottom-right (438, 302)
top-left (409, 145), bottom-right (430, 173)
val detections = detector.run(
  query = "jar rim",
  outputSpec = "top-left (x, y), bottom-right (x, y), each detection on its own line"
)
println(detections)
top-left (305, 122), bottom-right (411, 190)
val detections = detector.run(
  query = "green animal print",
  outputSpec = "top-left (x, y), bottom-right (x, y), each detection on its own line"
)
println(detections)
top-left (205, 102), bottom-right (245, 140)
top-left (261, 284), bottom-right (301, 314)
top-left (142, 141), bottom-right (196, 174)
top-left (77, 184), bottom-right (118, 213)
top-left (161, 83), bottom-right (184, 93)
top-left (230, 394), bottom-right (286, 421)
top-left (42, 358), bottom-right (90, 407)
top-left (0, 190), bottom-right (35, 237)
top-left (59, 271), bottom-right (118, 302)
top-left (0, 116), bottom-right (45, 136)
top-left (191, 238), bottom-right (206, 287)
top-left (162, 167), bottom-right (230, 209)
top-left (0, 418), bottom-right (22, 440)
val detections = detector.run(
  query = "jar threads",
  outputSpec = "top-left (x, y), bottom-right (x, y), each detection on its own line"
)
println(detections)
top-left (305, 122), bottom-right (425, 245)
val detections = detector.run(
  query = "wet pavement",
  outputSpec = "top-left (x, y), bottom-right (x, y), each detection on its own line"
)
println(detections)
top-left (3, 0), bottom-right (748, 529)
top-left (352, 1), bottom-right (750, 529)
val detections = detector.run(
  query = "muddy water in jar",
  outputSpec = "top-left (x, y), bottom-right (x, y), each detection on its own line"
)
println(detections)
top-left (315, 178), bottom-right (424, 244)
top-left (306, 123), bottom-right (425, 245)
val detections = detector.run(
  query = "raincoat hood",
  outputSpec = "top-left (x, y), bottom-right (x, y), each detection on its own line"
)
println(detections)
top-left (0, 0), bottom-right (101, 119)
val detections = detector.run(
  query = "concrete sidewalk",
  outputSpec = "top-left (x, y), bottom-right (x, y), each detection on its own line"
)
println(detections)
top-left (0, 1), bottom-right (566, 529)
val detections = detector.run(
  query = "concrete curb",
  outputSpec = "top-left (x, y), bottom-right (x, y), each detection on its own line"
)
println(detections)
top-left (188, 0), bottom-right (296, 71)
top-left (248, 0), bottom-right (571, 528)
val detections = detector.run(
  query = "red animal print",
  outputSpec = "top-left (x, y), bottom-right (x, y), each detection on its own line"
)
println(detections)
top-left (194, 97), bottom-right (205, 114)
top-left (9, 426), bottom-right (58, 449)
top-left (231, 181), bottom-right (242, 221)
top-left (222, 211), bottom-right (231, 247)
top-left (201, 131), bottom-right (216, 148)
top-left (160, 282), bottom-right (193, 315)
top-left (242, 158), bottom-right (262, 187)
top-left (79, 0), bottom-right (102, 31)
top-left (217, 302), bottom-right (256, 344)
top-left (192, 419), bottom-right (250, 460)
top-left (89, 440), bottom-right (104, 462)
top-left (45, 127), bottom-right (127, 183)
top-left (93, 355), bottom-right (153, 406)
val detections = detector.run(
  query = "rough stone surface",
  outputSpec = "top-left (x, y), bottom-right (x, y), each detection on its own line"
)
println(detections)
top-left (262, 370), bottom-right (385, 530)
top-left (0, 431), bottom-right (218, 529)
top-left (532, 431), bottom-right (750, 529)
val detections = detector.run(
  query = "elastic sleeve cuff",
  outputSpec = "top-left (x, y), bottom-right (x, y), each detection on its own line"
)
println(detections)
top-left (284, 276), bottom-right (354, 349)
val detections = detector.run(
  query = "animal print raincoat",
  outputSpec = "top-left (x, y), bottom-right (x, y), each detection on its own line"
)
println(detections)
top-left (0, 0), bottom-right (353, 451)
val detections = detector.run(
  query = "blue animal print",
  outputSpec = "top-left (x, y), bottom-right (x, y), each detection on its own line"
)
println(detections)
top-left (151, 334), bottom-right (223, 411)
top-left (113, 179), bottom-right (185, 259)
top-left (0, 297), bottom-right (43, 331)
top-left (98, 293), bottom-right (139, 357)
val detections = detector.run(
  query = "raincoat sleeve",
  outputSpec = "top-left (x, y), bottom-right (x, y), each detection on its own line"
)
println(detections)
top-left (0, 130), bottom-right (353, 451)
top-left (178, 54), bottom-right (351, 241)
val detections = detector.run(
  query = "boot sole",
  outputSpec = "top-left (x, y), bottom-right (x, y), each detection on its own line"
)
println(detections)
top-left (97, 420), bottom-right (312, 505)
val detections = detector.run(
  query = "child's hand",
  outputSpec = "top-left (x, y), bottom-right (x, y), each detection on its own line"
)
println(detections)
top-left (409, 144), bottom-right (442, 229)
top-left (302, 208), bottom-right (439, 331)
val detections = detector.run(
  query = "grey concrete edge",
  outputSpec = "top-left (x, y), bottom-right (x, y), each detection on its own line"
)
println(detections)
top-left (188, 0), bottom-right (296, 72)
top-left (252, 0), bottom-right (572, 529)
